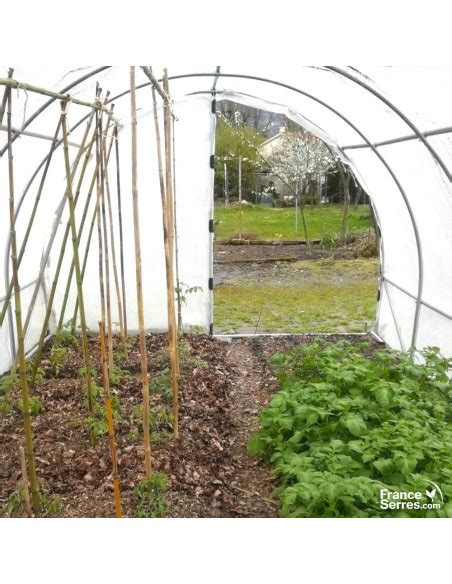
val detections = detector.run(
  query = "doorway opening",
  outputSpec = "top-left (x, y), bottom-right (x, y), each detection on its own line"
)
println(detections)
top-left (212, 100), bottom-right (380, 335)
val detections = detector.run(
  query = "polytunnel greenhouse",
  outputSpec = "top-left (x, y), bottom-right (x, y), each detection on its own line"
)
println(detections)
top-left (1, 66), bottom-right (451, 519)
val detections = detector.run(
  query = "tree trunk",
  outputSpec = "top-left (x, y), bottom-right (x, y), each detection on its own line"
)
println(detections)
top-left (339, 165), bottom-right (351, 244)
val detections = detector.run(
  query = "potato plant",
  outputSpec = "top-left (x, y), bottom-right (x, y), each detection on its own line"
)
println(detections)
top-left (249, 341), bottom-right (452, 517)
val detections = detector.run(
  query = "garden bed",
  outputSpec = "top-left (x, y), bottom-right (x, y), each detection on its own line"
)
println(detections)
top-left (0, 334), bottom-right (375, 518)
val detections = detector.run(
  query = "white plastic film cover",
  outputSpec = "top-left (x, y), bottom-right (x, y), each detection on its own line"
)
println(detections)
top-left (2, 65), bottom-right (452, 373)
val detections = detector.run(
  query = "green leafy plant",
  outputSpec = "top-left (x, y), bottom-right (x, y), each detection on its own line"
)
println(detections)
top-left (54, 325), bottom-right (78, 348)
top-left (17, 395), bottom-right (42, 415)
top-left (49, 325), bottom-right (78, 376)
top-left (50, 346), bottom-right (69, 376)
top-left (133, 472), bottom-right (168, 518)
top-left (85, 415), bottom-right (108, 441)
top-left (249, 341), bottom-right (452, 518)
top-left (7, 484), bottom-right (61, 517)
top-left (113, 338), bottom-right (133, 362)
top-left (27, 360), bottom-right (44, 385)
top-left (150, 369), bottom-right (172, 402)
top-left (78, 366), bottom-right (98, 380)
top-left (83, 382), bottom-right (120, 441)
top-left (185, 356), bottom-right (208, 369)
top-left (1, 361), bottom-right (44, 415)
top-left (320, 231), bottom-right (339, 249)
top-left (7, 487), bottom-right (24, 514)
top-left (182, 324), bottom-right (207, 334)
top-left (0, 374), bottom-right (15, 415)
top-left (109, 365), bottom-right (132, 387)
top-left (175, 282), bottom-right (203, 308)
top-left (128, 404), bottom-right (172, 443)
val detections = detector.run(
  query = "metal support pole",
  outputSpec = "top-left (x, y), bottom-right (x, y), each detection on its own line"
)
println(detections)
top-left (326, 66), bottom-right (452, 182)
top-left (238, 155), bottom-right (242, 203)
top-left (224, 162), bottom-right (228, 205)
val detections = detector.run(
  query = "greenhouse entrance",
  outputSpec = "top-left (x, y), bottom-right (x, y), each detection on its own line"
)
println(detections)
top-left (3, 66), bottom-right (452, 520)
top-left (212, 100), bottom-right (379, 335)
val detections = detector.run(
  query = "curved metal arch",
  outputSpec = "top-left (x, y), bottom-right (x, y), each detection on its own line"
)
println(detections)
top-left (325, 66), bottom-right (452, 182)
top-left (157, 71), bottom-right (424, 347)
top-left (4, 68), bottom-right (425, 349)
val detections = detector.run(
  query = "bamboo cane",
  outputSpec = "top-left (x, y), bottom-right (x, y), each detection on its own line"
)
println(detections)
top-left (19, 445), bottom-right (32, 517)
top-left (9, 111), bottom-right (96, 376)
top-left (0, 117), bottom-right (62, 327)
top-left (98, 321), bottom-right (122, 517)
top-left (56, 122), bottom-right (98, 330)
top-left (0, 67), bottom-right (13, 126)
top-left (56, 88), bottom-right (110, 330)
top-left (30, 113), bottom-right (114, 386)
top-left (102, 127), bottom-right (128, 360)
top-left (29, 112), bottom-right (99, 386)
top-left (60, 100), bottom-right (94, 416)
top-left (163, 70), bottom-right (180, 438)
top-left (151, 84), bottom-right (180, 438)
top-left (171, 116), bottom-right (183, 332)
top-left (6, 88), bottom-right (41, 513)
top-left (73, 180), bottom-right (102, 328)
top-left (99, 117), bottom-right (114, 372)
top-left (114, 127), bottom-right (128, 341)
top-left (95, 111), bottom-right (107, 329)
top-left (0, 76), bottom-right (117, 117)
top-left (72, 120), bottom-right (115, 331)
top-left (130, 66), bottom-right (152, 476)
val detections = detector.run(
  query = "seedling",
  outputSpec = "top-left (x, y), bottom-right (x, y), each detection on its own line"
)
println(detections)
top-left (133, 472), bottom-right (168, 518)
top-left (109, 365), bottom-right (132, 387)
top-left (175, 282), bottom-right (203, 308)
top-left (7, 484), bottom-right (61, 517)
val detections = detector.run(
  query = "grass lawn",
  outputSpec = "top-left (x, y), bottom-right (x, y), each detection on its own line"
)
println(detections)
top-left (214, 258), bottom-right (379, 334)
top-left (214, 203), bottom-right (372, 241)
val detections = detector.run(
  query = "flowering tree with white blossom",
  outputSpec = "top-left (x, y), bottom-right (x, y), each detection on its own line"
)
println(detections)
top-left (267, 129), bottom-right (335, 200)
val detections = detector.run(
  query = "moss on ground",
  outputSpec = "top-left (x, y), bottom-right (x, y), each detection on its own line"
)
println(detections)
top-left (214, 258), bottom-right (379, 334)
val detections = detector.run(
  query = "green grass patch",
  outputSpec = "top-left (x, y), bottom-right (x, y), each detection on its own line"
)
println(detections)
top-left (214, 258), bottom-right (379, 334)
top-left (214, 204), bottom-right (371, 241)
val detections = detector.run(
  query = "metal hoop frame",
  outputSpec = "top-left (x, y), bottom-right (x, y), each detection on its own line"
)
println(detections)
top-left (2, 66), bottom-right (439, 355)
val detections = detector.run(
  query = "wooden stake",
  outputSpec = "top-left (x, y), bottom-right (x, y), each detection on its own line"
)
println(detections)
top-left (114, 127), bottom-right (128, 341)
top-left (6, 87), bottom-right (41, 513)
top-left (151, 81), bottom-right (179, 438)
top-left (60, 100), bottom-right (94, 416)
top-left (130, 66), bottom-right (152, 476)
top-left (98, 321), bottom-right (122, 517)
top-left (19, 445), bottom-right (32, 517)
top-left (163, 70), bottom-right (180, 438)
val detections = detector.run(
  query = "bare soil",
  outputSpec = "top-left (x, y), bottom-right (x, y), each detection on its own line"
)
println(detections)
top-left (0, 334), bottom-right (376, 518)
top-left (214, 231), bottom-right (377, 264)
